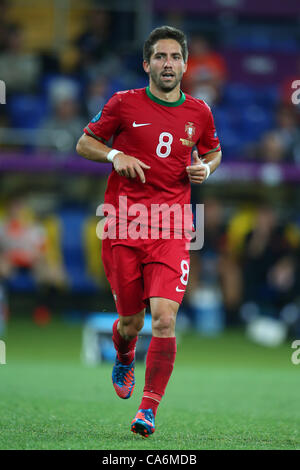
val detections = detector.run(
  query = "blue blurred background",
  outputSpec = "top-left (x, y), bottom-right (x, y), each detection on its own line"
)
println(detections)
top-left (0, 0), bottom-right (300, 345)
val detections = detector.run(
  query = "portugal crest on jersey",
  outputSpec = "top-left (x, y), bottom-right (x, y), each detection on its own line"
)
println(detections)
top-left (180, 122), bottom-right (196, 147)
top-left (185, 122), bottom-right (195, 139)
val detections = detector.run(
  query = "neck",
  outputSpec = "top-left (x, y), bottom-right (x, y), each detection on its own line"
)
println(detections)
top-left (149, 80), bottom-right (181, 103)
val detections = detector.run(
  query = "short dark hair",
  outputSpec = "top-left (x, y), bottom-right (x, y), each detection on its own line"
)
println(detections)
top-left (143, 25), bottom-right (188, 63)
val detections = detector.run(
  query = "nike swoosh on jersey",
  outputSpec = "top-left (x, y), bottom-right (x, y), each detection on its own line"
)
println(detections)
top-left (132, 121), bottom-right (152, 127)
top-left (176, 286), bottom-right (185, 292)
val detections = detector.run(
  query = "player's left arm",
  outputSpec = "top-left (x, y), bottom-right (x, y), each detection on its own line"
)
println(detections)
top-left (186, 106), bottom-right (222, 184)
top-left (186, 148), bottom-right (222, 184)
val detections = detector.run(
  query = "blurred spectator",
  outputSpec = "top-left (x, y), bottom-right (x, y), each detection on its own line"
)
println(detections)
top-left (247, 104), bottom-right (300, 163)
top-left (0, 197), bottom-right (45, 277)
top-left (0, 23), bottom-right (41, 94)
top-left (187, 198), bottom-right (242, 329)
top-left (239, 205), bottom-right (300, 328)
top-left (274, 105), bottom-right (300, 163)
top-left (76, 8), bottom-right (112, 64)
top-left (75, 8), bottom-right (120, 82)
top-left (85, 77), bottom-right (109, 119)
top-left (280, 56), bottom-right (300, 107)
top-left (255, 131), bottom-right (286, 163)
top-left (38, 77), bottom-right (86, 153)
top-left (182, 35), bottom-right (227, 106)
top-left (0, 0), bottom-right (10, 53)
top-left (0, 195), bottom-right (67, 290)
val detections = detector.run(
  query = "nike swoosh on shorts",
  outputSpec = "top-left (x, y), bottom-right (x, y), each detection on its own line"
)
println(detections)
top-left (176, 286), bottom-right (185, 292)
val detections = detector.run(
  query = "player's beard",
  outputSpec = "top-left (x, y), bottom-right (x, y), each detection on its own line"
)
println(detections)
top-left (149, 68), bottom-right (183, 92)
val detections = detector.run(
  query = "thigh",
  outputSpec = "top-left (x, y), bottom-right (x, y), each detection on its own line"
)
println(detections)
top-left (143, 238), bottom-right (190, 305)
top-left (111, 244), bottom-right (147, 316)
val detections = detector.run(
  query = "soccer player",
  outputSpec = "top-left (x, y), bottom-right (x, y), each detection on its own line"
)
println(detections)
top-left (76, 26), bottom-right (222, 437)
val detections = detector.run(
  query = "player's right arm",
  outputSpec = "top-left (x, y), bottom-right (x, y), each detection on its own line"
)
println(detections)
top-left (76, 134), bottom-right (150, 183)
top-left (76, 92), bottom-right (150, 183)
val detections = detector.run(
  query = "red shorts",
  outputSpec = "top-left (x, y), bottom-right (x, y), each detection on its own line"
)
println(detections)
top-left (102, 236), bottom-right (190, 316)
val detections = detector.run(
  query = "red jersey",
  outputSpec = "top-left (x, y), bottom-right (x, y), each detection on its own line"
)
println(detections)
top-left (84, 86), bottom-right (220, 236)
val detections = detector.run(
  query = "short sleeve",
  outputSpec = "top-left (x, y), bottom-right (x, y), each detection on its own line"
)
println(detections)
top-left (197, 109), bottom-right (221, 156)
top-left (84, 93), bottom-right (121, 143)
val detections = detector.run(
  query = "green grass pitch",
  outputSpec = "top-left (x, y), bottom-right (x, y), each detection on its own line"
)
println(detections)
top-left (0, 316), bottom-right (299, 450)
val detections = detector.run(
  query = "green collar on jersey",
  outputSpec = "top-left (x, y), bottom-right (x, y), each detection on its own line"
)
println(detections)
top-left (145, 86), bottom-right (186, 107)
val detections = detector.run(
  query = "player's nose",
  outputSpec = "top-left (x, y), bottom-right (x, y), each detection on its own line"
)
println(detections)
top-left (163, 56), bottom-right (173, 67)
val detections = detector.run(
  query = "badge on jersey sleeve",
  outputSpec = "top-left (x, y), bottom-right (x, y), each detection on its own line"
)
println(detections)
top-left (91, 110), bottom-right (102, 123)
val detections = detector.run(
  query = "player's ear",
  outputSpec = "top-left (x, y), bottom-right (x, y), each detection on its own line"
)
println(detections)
top-left (183, 61), bottom-right (187, 74)
top-left (143, 60), bottom-right (150, 74)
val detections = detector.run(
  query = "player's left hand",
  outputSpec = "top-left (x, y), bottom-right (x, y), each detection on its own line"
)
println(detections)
top-left (186, 150), bottom-right (209, 184)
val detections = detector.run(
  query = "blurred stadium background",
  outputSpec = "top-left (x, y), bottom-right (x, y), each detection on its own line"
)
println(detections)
top-left (1, 0), bottom-right (300, 342)
top-left (0, 0), bottom-right (300, 450)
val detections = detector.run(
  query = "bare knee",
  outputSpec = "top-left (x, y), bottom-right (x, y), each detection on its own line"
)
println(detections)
top-left (152, 312), bottom-right (176, 337)
top-left (150, 298), bottom-right (179, 337)
top-left (119, 311), bottom-right (145, 340)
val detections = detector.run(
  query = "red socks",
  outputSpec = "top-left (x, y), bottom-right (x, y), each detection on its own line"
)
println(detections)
top-left (112, 319), bottom-right (137, 365)
top-left (112, 321), bottom-right (177, 416)
top-left (139, 336), bottom-right (177, 416)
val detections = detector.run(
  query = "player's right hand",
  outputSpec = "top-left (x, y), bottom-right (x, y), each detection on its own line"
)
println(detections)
top-left (113, 154), bottom-right (151, 184)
